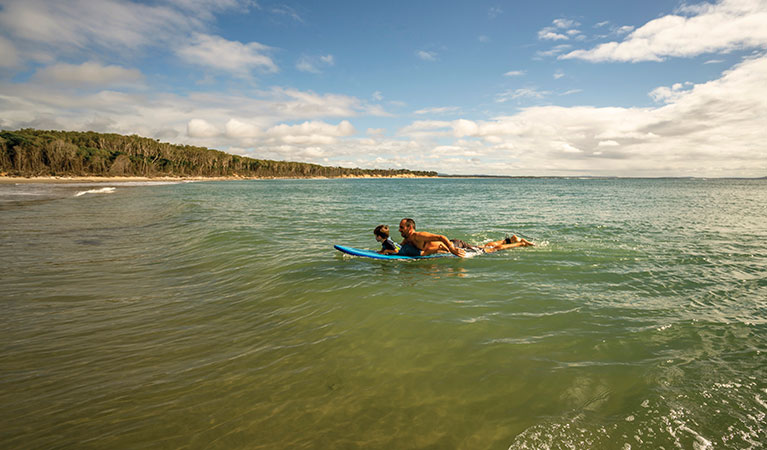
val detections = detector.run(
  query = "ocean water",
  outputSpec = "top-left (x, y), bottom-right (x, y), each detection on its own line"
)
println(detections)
top-left (1, 178), bottom-right (765, 449)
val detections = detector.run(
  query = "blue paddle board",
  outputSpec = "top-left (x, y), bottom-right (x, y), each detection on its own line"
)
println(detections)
top-left (334, 244), bottom-right (454, 260)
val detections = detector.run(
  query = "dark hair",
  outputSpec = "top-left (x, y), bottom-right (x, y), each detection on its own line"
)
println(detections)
top-left (402, 218), bottom-right (415, 229)
top-left (373, 224), bottom-right (389, 238)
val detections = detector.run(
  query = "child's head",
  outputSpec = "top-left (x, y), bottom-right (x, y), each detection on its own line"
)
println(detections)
top-left (373, 225), bottom-right (390, 241)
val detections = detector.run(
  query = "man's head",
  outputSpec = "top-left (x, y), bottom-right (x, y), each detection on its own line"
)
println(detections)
top-left (399, 218), bottom-right (415, 238)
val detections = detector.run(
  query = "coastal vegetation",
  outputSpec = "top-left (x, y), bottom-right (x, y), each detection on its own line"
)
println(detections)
top-left (0, 129), bottom-right (437, 178)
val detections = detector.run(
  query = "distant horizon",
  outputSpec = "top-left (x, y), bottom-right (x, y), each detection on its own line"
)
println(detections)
top-left (0, 0), bottom-right (765, 178)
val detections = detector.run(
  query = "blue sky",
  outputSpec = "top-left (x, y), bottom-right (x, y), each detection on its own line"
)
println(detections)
top-left (0, 0), bottom-right (765, 176)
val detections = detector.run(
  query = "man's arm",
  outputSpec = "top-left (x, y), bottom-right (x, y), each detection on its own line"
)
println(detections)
top-left (416, 231), bottom-right (466, 257)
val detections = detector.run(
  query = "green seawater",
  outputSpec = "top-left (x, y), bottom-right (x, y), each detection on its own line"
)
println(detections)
top-left (1, 178), bottom-right (765, 449)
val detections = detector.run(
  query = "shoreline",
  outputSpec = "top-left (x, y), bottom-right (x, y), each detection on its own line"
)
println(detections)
top-left (0, 174), bottom-right (438, 184)
top-left (3, 175), bottom-right (762, 184)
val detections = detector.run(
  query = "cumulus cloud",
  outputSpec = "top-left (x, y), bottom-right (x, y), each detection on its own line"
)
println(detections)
top-left (393, 55), bottom-right (767, 176)
top-left (33, 62), bottom-right (144, 87)
top-left (187, 118), bottom-right (219, 138)
top-left (0, 80), bottom-right (384, 148)
top-left (265, 120), bottom-right (355, 145)
top-left (538, 18), bottom-right (581, 41)
top-left (178, 33), bottom-right (277, 76)
top-left (225, 118), bottom-right (261, 138)
top-left (562, 0), bottom-right (767, 62)
top-left (649, 82), bottom-right (694, 103)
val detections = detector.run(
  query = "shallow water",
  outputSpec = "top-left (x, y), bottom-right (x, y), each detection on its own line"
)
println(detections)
top-left (1, 178), bottom-right (765, 449)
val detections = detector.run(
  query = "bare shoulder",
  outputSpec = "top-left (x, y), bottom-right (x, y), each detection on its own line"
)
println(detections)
top-left (415, 230), bottom-right (444, 240)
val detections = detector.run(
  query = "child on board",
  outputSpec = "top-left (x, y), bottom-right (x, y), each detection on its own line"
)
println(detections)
top-left (373, 225), bottom-right (401, 255)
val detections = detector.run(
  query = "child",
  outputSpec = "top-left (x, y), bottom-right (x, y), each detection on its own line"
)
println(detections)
top-left (373, 225), bottom-right (401, 254)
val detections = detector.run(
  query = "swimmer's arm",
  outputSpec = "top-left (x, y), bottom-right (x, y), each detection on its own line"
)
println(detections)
top-left (416, 231), bottom-right (465, 258)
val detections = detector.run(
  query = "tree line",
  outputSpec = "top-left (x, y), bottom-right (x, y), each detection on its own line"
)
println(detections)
top-left (0, 129), bottom-right (437, 178)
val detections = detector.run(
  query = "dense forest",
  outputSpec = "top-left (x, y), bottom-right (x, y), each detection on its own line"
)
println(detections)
top-left (0, 129), bottom-right (437, 178)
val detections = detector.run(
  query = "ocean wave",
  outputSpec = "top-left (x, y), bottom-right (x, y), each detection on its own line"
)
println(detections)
top-left (74, 187), bottom-right (116, 197)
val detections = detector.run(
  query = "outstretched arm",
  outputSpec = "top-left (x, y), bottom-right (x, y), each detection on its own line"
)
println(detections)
top-left (417, 232), bottom-right (466, 258)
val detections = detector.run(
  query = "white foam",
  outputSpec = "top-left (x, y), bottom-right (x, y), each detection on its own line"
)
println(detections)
top-left (75, 187), bottom-right (116, 197)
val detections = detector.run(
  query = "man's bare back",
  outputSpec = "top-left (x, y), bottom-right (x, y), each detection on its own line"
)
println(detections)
top-left (398, 218), bottom-right (466, 258)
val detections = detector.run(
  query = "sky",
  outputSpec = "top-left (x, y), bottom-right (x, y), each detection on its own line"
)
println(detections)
top-left (0, 0), bottom-right (765, 177)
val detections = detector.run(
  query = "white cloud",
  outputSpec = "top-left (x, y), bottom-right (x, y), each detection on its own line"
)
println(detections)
top-left (553, 18), bottom-right (579, 29)
top-left (538, 31), bottom-right (568, 41)
top-left (272, 87), bottom-right (388, 118)
top-left (372, 91), bottom-right (384, 101)
top-left (649, 81), bottom-right (694, 103)
top-left (562, 0), bottom-right (767, 62)
top-left (478, 35), bottom-right (491, 43)
top-left (414, 106), bottom-right (460, 115)
top-left (225, 118), bottom-right (261, 138)
top-left (0, 0), bottom-right (195, 55)
top-left (536, 44), bottom-right (572, 58)
top-left (268, 120), bottom-right (354, 137)
top-left (504, 70), bottom-right (525, 77)
top-left (187, 118), bottom-right (219, 137)
top-left (296, 54), bottom-right (335, 73)
top-left (0, 0), bottom-right (264, 74)
top-left (169, 0), bottom-right (257, 20)
top-left (391, 55), bottom-right (767, 176)
top-left (178, 33), bottom-right (277, 76)
top-left (265, 120), bottom-right (355, 145)
top-left (398, 120), bottom-right (452, 140)
top-left (553, 70), bottom-right (565, 79)
top-left (270, 5), bottom-right (303, 23)
top-left (33, 62), bottom-right (144, 87)
top-left (496, 88), bottom-right (551, 103)
top-left (416, 50), bottom-right (437, 61)
top-left (538, 18), bottom-right (581, 41)
top-left (0, 81), bottom-right (384, 147)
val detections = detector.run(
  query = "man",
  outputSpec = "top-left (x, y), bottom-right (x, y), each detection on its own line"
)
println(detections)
top-left (481, 234), bottom-right (534, 253)
top-left (397, 218), bottom-right (466, 258)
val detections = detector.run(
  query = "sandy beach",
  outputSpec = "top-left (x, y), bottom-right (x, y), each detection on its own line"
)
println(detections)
top-left (0, 176), bottom-right (243, 184)
top-left (0, 174), bottom-right (436, 184)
